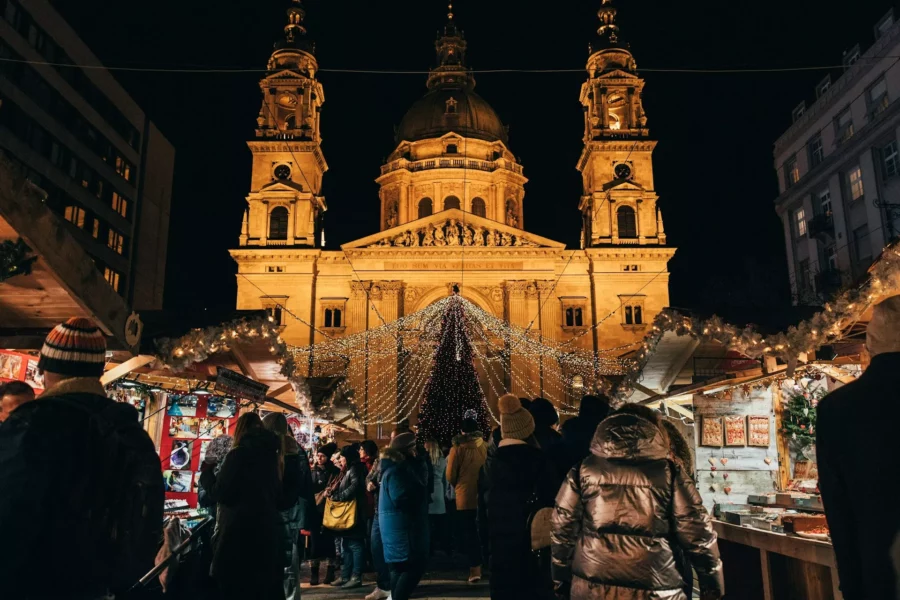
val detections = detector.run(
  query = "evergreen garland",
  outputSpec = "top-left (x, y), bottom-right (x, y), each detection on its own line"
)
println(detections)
top-left (0, 238), bottom-right (36, 283)
top-left (417, 295), bottom-right (491, 447)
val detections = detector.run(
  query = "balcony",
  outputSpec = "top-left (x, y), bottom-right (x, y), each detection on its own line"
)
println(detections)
top-left (807, 213), bottom-right (834, 239)
top-left (380, 157), bottom-right (524, 176)
top-left (815, 268), bottom-right (843, 295)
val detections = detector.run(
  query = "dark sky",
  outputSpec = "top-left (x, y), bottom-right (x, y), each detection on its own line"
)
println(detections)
top-left (51, 0), bottom-right (894, 323)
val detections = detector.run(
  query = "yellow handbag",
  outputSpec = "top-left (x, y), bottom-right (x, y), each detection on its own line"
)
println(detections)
top-left (323, 498), bottom-right (357, 531)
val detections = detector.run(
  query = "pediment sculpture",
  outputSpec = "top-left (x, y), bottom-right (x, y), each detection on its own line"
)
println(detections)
top-left (368, 217), bottom-right (540, 248)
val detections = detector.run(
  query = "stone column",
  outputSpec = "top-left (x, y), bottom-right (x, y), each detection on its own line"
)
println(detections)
top-left (597, 85), bottom-right (606, 126)
top-left (369, 282), bottom-right (402, 435)
top-left (504, 281), bottom-right (539, 397)
top-left (537, 280), bottom-right (562, 403)
top-left (627, 87), bottom-right (636, 130)
top-left (260, 201), bottom-right (269, 245)
top-left (266, 88), bottom-right (276, 129)
top-left (349, 282), bottom-right (371, 436)
top-left (287, 201), bottom-right (296, 245)
top-left (635, 199), bottom-right (643, 244)
top-left (399, 184), bottom-right (409, 224)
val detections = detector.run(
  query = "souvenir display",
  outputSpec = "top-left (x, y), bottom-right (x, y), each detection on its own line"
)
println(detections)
top-left (748, 415), bottom-right (771, 447)
top-left (163, 470), bottom-right (193, 493)
top-left (169, 440), bottom-right (193, 470)
top-left (724, 415), bottom-right (747, 446)
top-left (207, 397), bottom-right (237, 418)
top-left (167, 394), bottom-right (199, 417)
top-left (198, 418), bottom-right (229, 439)
top-left (169, 417), bottom-right (199, 438)
top-left (701, 416), bottom-right (724, 447)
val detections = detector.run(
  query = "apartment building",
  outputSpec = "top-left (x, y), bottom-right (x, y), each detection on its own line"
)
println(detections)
top-left (774, 8), bottom-right (900, 305)
top-left (0, 0), bottom-right (173, 310)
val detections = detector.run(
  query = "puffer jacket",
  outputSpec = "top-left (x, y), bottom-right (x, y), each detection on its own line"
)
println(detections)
top-left (378, 448), bottom-right (430, 563)
top-left (551, 413), bottom-right (724, 599)
top-left (447, 431), bottom-right (487, 510)
top-left (329, 459), bottom-right (367, 538)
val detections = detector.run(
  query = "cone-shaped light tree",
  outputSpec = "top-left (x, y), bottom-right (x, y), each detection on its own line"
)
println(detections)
top-left (417, 293), bottom-right (491, 446)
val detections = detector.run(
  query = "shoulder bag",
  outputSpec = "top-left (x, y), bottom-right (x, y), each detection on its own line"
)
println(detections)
top-left (323, 497), bottom-right (357, 531)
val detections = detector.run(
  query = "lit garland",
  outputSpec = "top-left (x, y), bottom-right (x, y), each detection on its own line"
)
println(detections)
top-left (617, 241), bottom-right (900, 398)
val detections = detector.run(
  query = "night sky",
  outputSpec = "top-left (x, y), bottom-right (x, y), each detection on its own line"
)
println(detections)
top-left (51, 0), bottom-right (893, 324)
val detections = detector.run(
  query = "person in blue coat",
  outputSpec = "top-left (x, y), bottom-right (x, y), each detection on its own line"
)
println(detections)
top-left (379, 431), bottom-right (430, 600)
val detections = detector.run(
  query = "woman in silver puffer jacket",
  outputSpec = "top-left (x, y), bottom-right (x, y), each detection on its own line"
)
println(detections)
top-left (550, 408), bottom-right (724, 600)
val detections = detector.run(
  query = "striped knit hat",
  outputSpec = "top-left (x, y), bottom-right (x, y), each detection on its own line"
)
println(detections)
top-left (38, 317), bottom-right (107, 377)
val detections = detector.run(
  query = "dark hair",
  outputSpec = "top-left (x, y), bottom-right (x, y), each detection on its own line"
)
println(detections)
top-left (461, 417), bottom-right (479, 433)
top-left (579, 394), bottom-right (612, 422)
top-left (233, 412), bottom-right (263, 446)
top-left (360, 440), bottom-right (379, 458)
top-left (340, 444), bottom-right (360, 462)
top-left (528, 397), bottom-right (559, 427)
top-left (0, 381), bottom-right (35, 399)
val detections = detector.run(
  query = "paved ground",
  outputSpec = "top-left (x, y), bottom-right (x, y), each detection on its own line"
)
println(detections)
top-left (300, 556), bottom-right (490, 599)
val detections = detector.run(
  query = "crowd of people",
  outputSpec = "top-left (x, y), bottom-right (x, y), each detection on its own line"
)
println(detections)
top-left (4, 312), bottom-right (900, 599)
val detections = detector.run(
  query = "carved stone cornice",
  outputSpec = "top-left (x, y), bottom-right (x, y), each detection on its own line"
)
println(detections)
top-left (229, 249), bottom-right (320, 261)
top-left (350, 281), bottom-right (372, 297)
top-left (375, 281), bottom-right (403, 294)
top-left (585, 248), bottom-right (677, 261)
top-left (536, 280), bottom-right (557, 295)
top-left (504, 280), bottom-right (529, 299)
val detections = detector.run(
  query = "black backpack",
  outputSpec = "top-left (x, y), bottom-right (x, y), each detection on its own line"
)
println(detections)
top-left (58, 397), bottom-right (165, 593)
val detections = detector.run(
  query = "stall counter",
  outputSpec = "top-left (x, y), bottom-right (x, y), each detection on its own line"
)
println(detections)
top-left (713, 520), bottom-right (842, 600)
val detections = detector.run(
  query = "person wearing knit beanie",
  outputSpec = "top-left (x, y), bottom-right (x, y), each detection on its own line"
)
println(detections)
top-left (38, 317), bottom-right (107, 390)
top-left (498, 393), bottom-right (535, 440)
top-left (390, 431), bottom-right (416, 451)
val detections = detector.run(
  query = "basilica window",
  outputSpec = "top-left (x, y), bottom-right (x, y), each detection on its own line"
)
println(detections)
top-left (444, 196), bottom-right (461, 210)
top-left (269, 206), bottom-right (289, 240)
top-left (471, 197), bottom-right (486, 217)
top-left (261, 295), bottom-right (289, 326)
top-left (324, 308), bottom-right (341, 328)
top-left (607, 93), bottom-right (627, 130)
top-left (560, 297), bottom-right (588, 331)
top-left (620, 295), bottom-right (646, 328)
top-left (446, 144), bottom-right (458, 154)
top-left (321, 298), bottom-right (348, 331)
top-left (418, 198), bottom-right (433, 218)
top-left (616, 206), bottom-right (637, 238)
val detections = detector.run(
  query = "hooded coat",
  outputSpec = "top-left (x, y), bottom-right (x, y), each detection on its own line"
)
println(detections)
top-left (378, 448), bottom-right (430, 564)
top-left (201, 427), bottom-right (283, 600)
top-left (488, 441), bottom-right (559, 600)
top-left (551, 413), bottom-right (724, 600)
top-left (446, 431), bottom-right (487, 510)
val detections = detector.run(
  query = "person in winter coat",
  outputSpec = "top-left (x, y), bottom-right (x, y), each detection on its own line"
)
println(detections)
top-left (476, 426), bottom-right (502, 568)
top-left (425, 438), bottom-right (448, 554)
top-left (551, 407), bottom-right (724, 600)
top-left (262, 412), bottom-right (314, 600)
top-left (379, 432), bottom-right (431, 600)
top-left (309, 442), bottom-right (339, 585)
top-left (558, 395), bottom-right (612, 471)
top-left (200, 412), bottom-right (284, 600)
top-left (818, 295), bottom-right (900, 600)
top-left (0, 318), bottom-right (163, 600)
top-left (326, 445), bottom-right (368, 589)
top-left (447, 416), bottom-right (488, 583)
top-left (657, 416), bottom-right (697, 596)
top-left (528, 397), bottom-right (563, 453)
top-left (488, 395), bottom-right (558, 600)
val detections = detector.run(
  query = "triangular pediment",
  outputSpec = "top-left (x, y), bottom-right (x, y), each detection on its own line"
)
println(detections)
top-left (258, 180), bottom-right (306, 193)
top-left (597, 69), bottom-right (641, 81)
top-left (602, 179), bottom-right (645, 192)
top-left (341, 209), bottom-right (566, 250)
top-left (266, 69), bottom-right (308, 82)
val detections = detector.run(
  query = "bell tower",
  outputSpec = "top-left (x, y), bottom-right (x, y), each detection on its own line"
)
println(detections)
top-left (578, 0), bottom-right (666, 248)
top-left (240, 0), bottom-right (327, 248)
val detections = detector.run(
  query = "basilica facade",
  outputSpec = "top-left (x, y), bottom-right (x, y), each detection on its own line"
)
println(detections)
top-left (230, 0), bottom-right (675, 427)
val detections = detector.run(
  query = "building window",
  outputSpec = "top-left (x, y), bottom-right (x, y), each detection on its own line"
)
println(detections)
top-left (624, 304), bottom-right (643, 325)
top-left (791, 102), bottom-right (806, 123)
top-left (446, 144), bottom-right (458, 154)
top-left (564, 307), bottom-right (584, 327)
top-left (818, 188), bottom-right (832, 216)
top-left (418, 198), bottom-right (433, 218)
top-left (784, 155), bottom-right (800, 187)
top-left (617, 206), bottom-right (637, 238)
top-left (843, 45), bottom-right (860, 68)
top-left (883, 141), bottom-right (900, 179)
top-left (835, 107), bottom-right (854, 144)
top-left (815, 75), bottom-right (831, 99)
top-left (324, 308), bottom-right (342, 328)
top-left (853, 225), bottom-right (871, 264)
top-left (867, 77), bottom-right (889, 119)
top-left (111, 191), bottom-right (128, 218)
top-left (266, 306), bottom-right (283, 325)
top-left (808, 134), bottom-right (824, 168)
top-left (114, 155), bottom-right (133, 183)
top-left (794, 208), bottom-right (807, 237)
top-left (622, 264), bottom-right (640, 271)
top-left (269, 206), bottom-right (289, 240)
top-left (875, 9), bottom-right (895, 38)
top-left (103, 267), bottom-right (120, 292)
top-left (471, 197), bottom-right (486, 217)
top-left (560, 298), bottom-right (588, 330)
top-left (266, 265), bottom-right (285, 273)
top-left (92, 219), bottom-right (100, 239)
top-left (107, 229), bottom-right (124, 254)
top-left (824, 245), bottom-right (838, 271)
top-left (798, 259), bottom-right (811, 294)
top-left (444, 196), bottom-right (461, 210)
top-left (445, 97), bottom-right (458, 114)
top-left (848, 166), bottom-right (864, 201)
top-left (64, 205), bottom-right (86, 228)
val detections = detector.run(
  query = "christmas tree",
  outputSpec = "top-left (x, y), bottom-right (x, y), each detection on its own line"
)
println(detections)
top-left (417, 294), bottom-right (491, 447)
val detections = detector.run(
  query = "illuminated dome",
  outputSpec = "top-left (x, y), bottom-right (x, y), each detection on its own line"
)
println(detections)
top-left (396, 87), bottom-right (507, 144)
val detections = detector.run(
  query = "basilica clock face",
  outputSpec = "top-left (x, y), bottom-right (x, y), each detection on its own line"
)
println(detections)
top-left (274, 164), bottom-right (292, 180)
top-left (614, 163), bottom-right (632, 180)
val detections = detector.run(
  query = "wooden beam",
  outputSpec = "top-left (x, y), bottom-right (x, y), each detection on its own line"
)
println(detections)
top-left (230, 344), bottom-right (261, 381)
top-left (100, 355), bottom-right (156, 385)
top-left (267, 382), bottom-right (293, 399)
top-left (658, 399), bottom-right (694, 421)
top-left (772, 386), bottom-right (792, 491)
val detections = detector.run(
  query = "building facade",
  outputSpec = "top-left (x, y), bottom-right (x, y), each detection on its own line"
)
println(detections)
top-left (232, 0), bottom-right (676, 430)
top-left (0, 0), bottom-right (174, 310)
top-left (774, 8), bottom-right (900, 305)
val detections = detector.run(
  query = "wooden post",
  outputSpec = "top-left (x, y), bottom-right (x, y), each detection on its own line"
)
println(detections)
top-left (759, 549), bottom-right (775, 600)
top-left (772, 386), bottom-right (792, 490)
